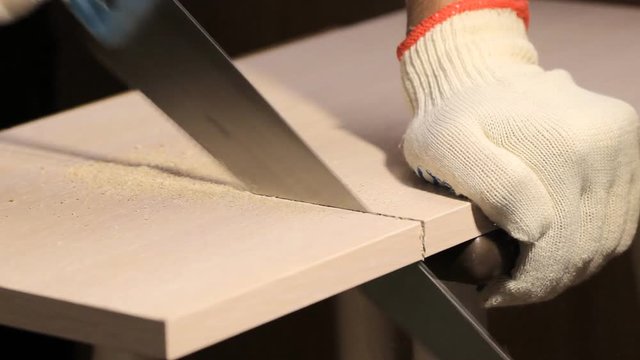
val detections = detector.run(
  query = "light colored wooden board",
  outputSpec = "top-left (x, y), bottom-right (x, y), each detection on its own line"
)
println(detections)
top-left (0, 93), bottom-right (422, 358)
top-left (2, 0), bottom-right (639, 358)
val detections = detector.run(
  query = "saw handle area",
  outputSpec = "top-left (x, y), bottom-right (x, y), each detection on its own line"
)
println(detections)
top-left (425, 230), bottom-right (519, 285)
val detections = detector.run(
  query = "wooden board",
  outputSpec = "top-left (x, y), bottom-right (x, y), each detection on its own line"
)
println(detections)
top-left (0, 94), bottom-right (422, 358)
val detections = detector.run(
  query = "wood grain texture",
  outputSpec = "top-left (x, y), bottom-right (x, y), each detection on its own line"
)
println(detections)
top-left (0, 92), bottom-right (422, 358)
top-left (0, 9), bottom-right (495, 360)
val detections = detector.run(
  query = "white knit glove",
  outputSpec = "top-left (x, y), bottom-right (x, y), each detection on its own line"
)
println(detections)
top-left (0, 0), bottom-right (46, 24)
top-left (399, 0), bottom-right (640, 306)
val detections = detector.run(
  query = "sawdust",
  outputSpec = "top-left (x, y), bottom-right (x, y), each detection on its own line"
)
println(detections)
top-left (65, 141), bottom-right (249, 203)
top-left (68, 161), bottom-right (248, 202)
top-left (126, 144), bottom-right (240, 186)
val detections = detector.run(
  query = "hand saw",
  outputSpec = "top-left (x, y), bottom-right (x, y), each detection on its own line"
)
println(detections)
top-left (64, 1), bottom-right (511, 358)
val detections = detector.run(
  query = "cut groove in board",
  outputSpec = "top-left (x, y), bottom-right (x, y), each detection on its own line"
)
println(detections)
top-left (0, 105), bottom-right (423, 357)
top-left (0, 46), bottom-right (471, 357)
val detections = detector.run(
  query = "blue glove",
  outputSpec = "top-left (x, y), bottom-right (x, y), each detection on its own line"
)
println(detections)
top-left (65, 0), bottom-right (157, 47)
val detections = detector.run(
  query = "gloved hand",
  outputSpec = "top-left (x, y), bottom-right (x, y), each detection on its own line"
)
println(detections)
top-left (399, 0), bottom-right (640, 306)
top-left (0, 0), bottom-right (46, 24)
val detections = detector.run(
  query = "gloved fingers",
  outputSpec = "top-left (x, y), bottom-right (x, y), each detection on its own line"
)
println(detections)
top-left (579, 185), bottom-right (622, 279)
top-left (403, 120), bottom-right (554, 243)
top-left (485, 168), bottom-right (640, 307)
top-left (615, 168), bottom-right (640, 255)
top-left (616, 124), bottom-right (640, 255)
top-left (482, 237), bottom-right (570, 306)
top-left (576, 165), bottom-right (638, 280)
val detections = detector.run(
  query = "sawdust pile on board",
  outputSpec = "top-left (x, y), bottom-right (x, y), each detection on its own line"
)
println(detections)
top-left (67, 149), bottom-right (254, 200)
top-left (126, 144), bottom-right (240, 187)
top-left (67, 160), bottom-right (250, 202)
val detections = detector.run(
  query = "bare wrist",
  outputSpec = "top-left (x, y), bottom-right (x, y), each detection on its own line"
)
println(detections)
top-left (406, 0), bottom-right (457, 32)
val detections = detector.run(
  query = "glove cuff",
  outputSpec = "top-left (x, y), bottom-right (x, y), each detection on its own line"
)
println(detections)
top-left (398, 0), bottom-right (530, 59)
top-left (399, 0), bottom-right (539, 114)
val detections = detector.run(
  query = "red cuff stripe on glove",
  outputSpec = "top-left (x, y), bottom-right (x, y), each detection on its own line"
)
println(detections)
top-left (397, 0), bottom-right (529, 60)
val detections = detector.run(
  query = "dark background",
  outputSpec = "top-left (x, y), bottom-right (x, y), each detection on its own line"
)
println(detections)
top-left (0, 0), bottom-right (404, 129)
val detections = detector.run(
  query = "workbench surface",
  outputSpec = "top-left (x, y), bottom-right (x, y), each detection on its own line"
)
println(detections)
top-left (2, 0), bottom-right (640, 358)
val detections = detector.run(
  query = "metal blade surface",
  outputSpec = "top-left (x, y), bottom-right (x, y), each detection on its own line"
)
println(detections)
top-left (76, 0), bottom-right (365, 211)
